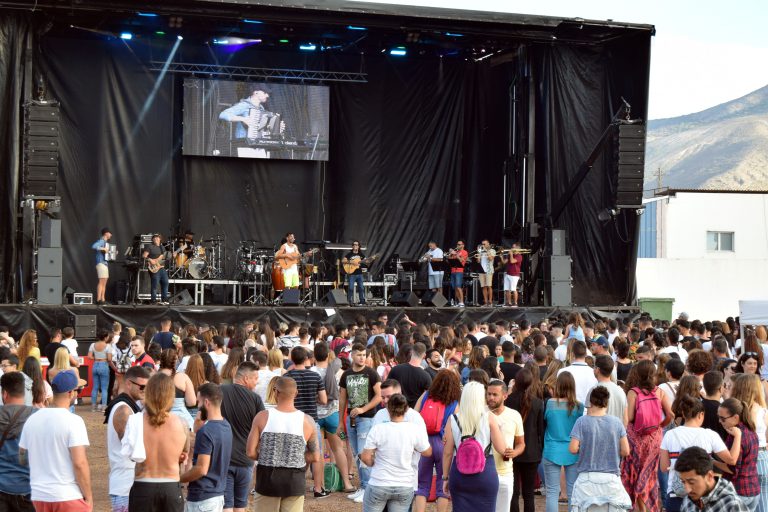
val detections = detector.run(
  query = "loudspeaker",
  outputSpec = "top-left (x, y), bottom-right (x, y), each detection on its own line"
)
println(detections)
top-left (137, 270), bottom-right (151, 300)
top-left (38, 247), bottom-right (62, 276)
top-left (421, 290), bottom-right (448, 308)
top-left (211, 285), bottom-right (227, 305)
top-left (544, 256), bottom-right (572, 282)
top-left (389, 291), bottom-right (419, 307)
top-left (41, 217), bottom-right (61, 247)
top-left (548, 281), bottom-right (573, 307)
top-left (171, 289), bottom-right (194, 306)
top-left (25, 181), bottom-right (57, 195)
top-left (72, 314), bottom-right (96, 339)
top-left (63, 286), bottom-right (75, 303)
top-left (319, 289), bottom-right (348, 307)
top-left (546, 229), bottom-right (567, 256)
top-left (615, 123), bottom-right (645, 208)
top-left (282, 288), bottom-right (301, 305)
top-left (25, 122), bottom-right (60, 137)
top-left (37, 276), bottom-right (62, 305)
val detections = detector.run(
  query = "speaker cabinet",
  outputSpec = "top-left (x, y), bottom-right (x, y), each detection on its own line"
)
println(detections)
top-left (171, 289), bottom-right (194, 306)
top-left (41, 217), bottom-right (61, 248)
top-left (282, 289), bottom-right (301, 305)
top-left (615, 123), bottom-right (646, 208)
top-left (421, 290), bottom-right (448, 308)
top-left (38, 247), bottom-right (62, 276)
top-left (546, 229), bottom-right (567, 256)
top-left (37, 276), bottom-right (62, 305)
top-left (319, 289), bottom-right (348, 307)
top-left (389, 291), bottom-right (419, 307)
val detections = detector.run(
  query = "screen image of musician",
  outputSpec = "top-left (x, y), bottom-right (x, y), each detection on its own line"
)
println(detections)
top-left (91, 227), bottom-right (112, 305)
top-left (342, 241), bottom-right (367, 305)
top-left (447, 240), bottom-right (468, 307)
top-left (142, 234), bottom-right (169, 305)
top-left (502, 243), bottom-right (524, 307)
top-left (182, 78), bottom-right (329, 161)
top-left (476, 239), bottom-right (496, 306)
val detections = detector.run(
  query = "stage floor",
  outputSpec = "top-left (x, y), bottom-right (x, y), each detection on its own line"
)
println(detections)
top-left (0, 303), bottom-right (639, 343)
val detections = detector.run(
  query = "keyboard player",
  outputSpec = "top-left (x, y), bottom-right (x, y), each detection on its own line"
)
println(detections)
top-left (218, 83), bottom-right (286, 158)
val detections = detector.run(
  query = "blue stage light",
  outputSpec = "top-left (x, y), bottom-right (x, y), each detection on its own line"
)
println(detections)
top-left (347, 26), bottom-right (367, 31)
top-left (299, 43), bottom-right (317, 51)
top-left (177, 35), bottom-right (184, 41)
top-left (137, 12), bottom-right (158, 17)
top-left (390, 47), bottom-right (407, 56)
top-left (120, 32), bottom-right (133, 40)
top-left (243, 19), bottom-right (263, 24)
top-left (445, 32), bottom-right (464, 37)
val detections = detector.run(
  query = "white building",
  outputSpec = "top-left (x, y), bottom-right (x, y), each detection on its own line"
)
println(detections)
top-left (636, 189), bottom-right (768, 321)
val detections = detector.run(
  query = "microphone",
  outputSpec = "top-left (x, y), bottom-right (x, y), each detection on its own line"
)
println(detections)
top-left (212, 215), bottom-right (217, 226)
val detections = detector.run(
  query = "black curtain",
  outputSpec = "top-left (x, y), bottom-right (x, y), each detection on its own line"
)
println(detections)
top-left (0, 13), bottom-right (32, 302)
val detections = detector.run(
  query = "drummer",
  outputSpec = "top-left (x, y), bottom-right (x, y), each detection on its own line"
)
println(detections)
top-left (180, 230), bottom-right (196, 257)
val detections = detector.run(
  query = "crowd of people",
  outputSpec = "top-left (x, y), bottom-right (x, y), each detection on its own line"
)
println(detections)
top-left (0, 312), bottom-right (765, 512)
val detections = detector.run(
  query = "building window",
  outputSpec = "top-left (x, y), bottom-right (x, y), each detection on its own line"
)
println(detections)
top-left (707, 231), bottom-right (734, 252)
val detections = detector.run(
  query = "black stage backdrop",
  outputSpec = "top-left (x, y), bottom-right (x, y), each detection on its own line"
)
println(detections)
top-left (0, 15), bottom-right (650, 306)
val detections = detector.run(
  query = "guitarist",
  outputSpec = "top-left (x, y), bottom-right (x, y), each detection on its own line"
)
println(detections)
top-left (274, 232), bottom-right (301, 290)
top-left (342, 241), bottom-right (367, 305)
top-left (142, 234), bottom-right (169, 305)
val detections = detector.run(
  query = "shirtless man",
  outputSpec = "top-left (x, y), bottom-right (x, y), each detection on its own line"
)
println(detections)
top-left (123, 372), bottom-right (189, 512)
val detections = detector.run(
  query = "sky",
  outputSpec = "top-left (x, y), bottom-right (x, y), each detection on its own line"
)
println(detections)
top-left (348, 0), bottom-right (768, 120)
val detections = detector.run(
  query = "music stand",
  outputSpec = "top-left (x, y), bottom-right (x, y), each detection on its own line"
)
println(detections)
top-left (469, 261), bottom-right (485, 274)
top-left (429, 260), bottom-right (451, 274)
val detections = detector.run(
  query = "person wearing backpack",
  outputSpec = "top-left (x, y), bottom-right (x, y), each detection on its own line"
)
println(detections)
top-left (621, 360), bottom-right (674, 512)
top-left (412, 370), bottom-right (461, 512)
top-left (441, 381), bottom-right (510, 512)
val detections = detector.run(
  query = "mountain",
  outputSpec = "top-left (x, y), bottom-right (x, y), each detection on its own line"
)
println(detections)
top-left (645, 84), bottom-right (768, 190)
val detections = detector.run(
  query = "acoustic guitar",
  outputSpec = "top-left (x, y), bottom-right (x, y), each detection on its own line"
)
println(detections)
top-left (343, 253), bottom-right (380, 275)
top-left (275, 247), bottom-right (319, 271)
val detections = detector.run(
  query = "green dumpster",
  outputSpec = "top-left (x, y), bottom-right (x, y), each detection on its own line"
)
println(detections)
top-left (637, 298), bottom-right (675, 322)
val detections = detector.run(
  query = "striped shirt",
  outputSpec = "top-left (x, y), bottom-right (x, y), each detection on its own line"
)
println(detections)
top-left (285, 369), bottom-right (324, 421)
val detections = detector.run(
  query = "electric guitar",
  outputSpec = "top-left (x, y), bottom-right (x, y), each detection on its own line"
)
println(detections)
top-left (275, 247), bottom-right (319, 271)
top-left (147, 254), bottom-right (165, 273)
top-left (343, 253), bottom-right (380, 275)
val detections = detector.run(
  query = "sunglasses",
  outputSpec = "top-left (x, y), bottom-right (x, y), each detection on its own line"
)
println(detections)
top-left (129, 380), bottom-right (147, 391)
top-left (744, 352), bottom-right (759, 357)
top-left (718, 413), bottom-right (735, 422)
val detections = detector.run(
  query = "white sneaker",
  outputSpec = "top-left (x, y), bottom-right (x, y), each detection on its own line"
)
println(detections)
top-left (353, 491), bottom-right (365, 503)
top-left (347, 489), bottom-right (363, 500)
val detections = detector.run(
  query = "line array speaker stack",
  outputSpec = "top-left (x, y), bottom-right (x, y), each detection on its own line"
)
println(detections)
top-left (23, 104), bottom-right (61, 197)
top-left (37, 215), bottom-right (63, 305)
top-left (614, 123), bottom-right (645, 209)
top-left (543, 229), bottom-right (572, 307)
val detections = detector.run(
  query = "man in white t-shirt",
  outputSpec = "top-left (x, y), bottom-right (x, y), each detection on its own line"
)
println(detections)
top-left (61, 327), bottom-right (80, 362)
top-left (660, 327), bottom-right (688, 364)
top-left (487, 380), bottom-right (525, 512)
top-left (557, 341), bottom-right (597, 404)
top-left (586, 356), bottom-right (628, 426)
top-left (209, 336), bottom-right (229, 373)
top-left (19, 371), bottom-right (91, 510)
top-left (425, 241), bottom-right (444, 293)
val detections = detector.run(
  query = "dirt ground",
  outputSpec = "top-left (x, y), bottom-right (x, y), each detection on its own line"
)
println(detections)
top-left (83, 406), bottom-right (548, 511)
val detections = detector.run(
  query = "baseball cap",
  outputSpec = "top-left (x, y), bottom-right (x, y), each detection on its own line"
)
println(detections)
top-left (591, 336), bottom-right (609, 348)
top-left (51, 371), bottom-right (87, 394)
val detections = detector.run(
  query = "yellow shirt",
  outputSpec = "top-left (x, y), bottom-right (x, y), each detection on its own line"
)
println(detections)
top-left (492, 407), bottom-right (524, 476)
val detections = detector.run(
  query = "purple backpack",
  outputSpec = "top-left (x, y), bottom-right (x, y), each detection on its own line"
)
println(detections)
top-left (453, 414), bottom-right (491, 475)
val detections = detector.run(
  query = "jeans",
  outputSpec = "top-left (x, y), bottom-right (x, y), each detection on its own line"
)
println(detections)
top-left (512, 460), bottom-right (538, 512)
top-left (742, 495), bottom-right (760, 512)
top-left (0, 491), bottom-right (35, 512)
top-left (185, 495), bottom-right (224, 512)
top-left (150, 268), bottom-right (169, 302)
top-left (658, 466), bottom-right (668, 500)
top-left (346, 416), bottom-right (373, 489)
top-left (542, 458), bottom-right (577, 512)
top-left (91, 361), bottom-right (110, 407)
top-left (347, 274), bottom-right (365, 304)
top-left (363, 485), bottom-right (413, 512)
top-left (665, 496), bottom-right (683, 512)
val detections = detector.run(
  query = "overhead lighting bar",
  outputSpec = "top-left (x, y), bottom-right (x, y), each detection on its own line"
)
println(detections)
top-left (347, 25), bottom-right (367, 31)
top-left (149, 61), bottom-right (367, 83)
top-left (390, 47), bottom-right (406, 56)
top-left (299, 43), bottom-right (317, 51)
top-left (119, 32), bottom-right (133, 40)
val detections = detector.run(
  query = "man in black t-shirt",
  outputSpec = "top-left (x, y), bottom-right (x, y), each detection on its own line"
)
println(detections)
top-left (220, 362), bottom-right (264, 512)
top-left (388, 342), bottom-right (432, 408)
top-left (43, 328), bottom-right (79, 370)
top-left (342, 241), bottom-right (366, 305)
top-left (142, 234), bottom-right (169, 304)
top-left (150, 317), bottom-right (175, 350)
top-left (339, 343), bottom-right (381, 503)
top-left (499, 341), bottom-right (521, 385)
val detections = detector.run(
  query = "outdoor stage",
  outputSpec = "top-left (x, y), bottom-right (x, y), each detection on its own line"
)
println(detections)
top-left (0, 303), bottom-right (639, 345)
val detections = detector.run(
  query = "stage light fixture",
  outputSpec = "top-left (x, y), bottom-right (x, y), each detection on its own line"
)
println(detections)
top-left (299, 43), bottom-right (317, 51)
top-left (279, 39), bottom-right (290, 43)
top-left (445, 32), bottom-right (464, 37)
top-left (120, 32), bottom-right (133, 40)
top-left (390, 47), bottom-right (407, 56)
top-left (155, 31), bottom-right (165, 35)
top-left (597, 208), bottom-right (618, 222)
top-left (137, 12), bottom-right (158, 17)
top-left (213, 37), bottom-right (262, 46)
top-left (243, 19), bottom-right (263, 24)
top-left (177, 35), bottom-right (184, 41)
top-left (347, 25), bottom-right (367, 31)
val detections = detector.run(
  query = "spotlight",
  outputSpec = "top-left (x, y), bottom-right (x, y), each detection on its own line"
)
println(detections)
top-left (299, 43), bottom-right (317, 51)
top-left (390, 47), bottom-right (407, 56)
top-left (177, 35), bottom-right (184, 41)
top-left (347, 25), bottom-right (367, 31)
top-left (445, 32), bottom-right (464, 37)
top-left (598, 208), bottom-right (618, 222)
top-left (119, 32), bottom-right (133, 40)
top-left (137, 12), bottom-right (158, 17)
top-left (243, 19), bottom-right (263, 24)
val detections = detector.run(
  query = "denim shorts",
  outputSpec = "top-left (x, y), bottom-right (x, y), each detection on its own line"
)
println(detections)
top-left (317, 412), bottom-right (340, 435)
top-left (225, 465), bottom-right (253, 509)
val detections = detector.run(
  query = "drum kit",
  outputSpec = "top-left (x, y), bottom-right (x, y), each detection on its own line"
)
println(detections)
top-left (169, 235), bottom-right (225, 279)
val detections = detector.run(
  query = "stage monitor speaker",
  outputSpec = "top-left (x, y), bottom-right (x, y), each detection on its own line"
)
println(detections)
top-left (38, 247), bottom-right (62, 276)
top-left (319, 289), bottom-right (348, 307)
top-left (421, 290), bottom-right (448, 308)
top-left (615, 123), bottom-right (646, 209)
top-left (171, 289), bottom-right (194, 306)
top-left (211, 285), bottom-right (227, 305)
top-left (41, 217), bottom-right (61, 248)
top-left (37, 276), bottom-right (62, 305)
top-left (282, 289), bottom-right (300, 306)
top-left (389, 291), bottom-right (419, 307)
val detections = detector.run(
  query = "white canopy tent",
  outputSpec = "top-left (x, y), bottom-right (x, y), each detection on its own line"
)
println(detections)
top-left (738, 300), bottom-right (768, 340)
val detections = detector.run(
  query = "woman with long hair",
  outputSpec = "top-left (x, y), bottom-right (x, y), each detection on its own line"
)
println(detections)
top-left (198, 352), bottom-right (221, 385)
top-left (506, 368), bottom-right (544, 512)
top-left (542, 372), bottom-right (583, 512)
top-left (541, 359), bottom-right (565, 399)
top-left (564, 312), bottom-right (585, 342)
top-left (621, 360), bottom-right (673, 512)
top-left (717, 398), bottom-right (759, 511)
top-left (183, 354), bottom-right (206, 418)
top-left (615, 341), bottom-right (634, 383)
top-left (480, 355), bottom-right (502, 381)
top-left (441, 381), bottom-right (509, 512)
top-left (22, 356), bottom-right (51, 408)
top-left (220, 347), bottom-right (245, 384)
top-left (413, 370), bottom-right (461, 512)
top-left (88, 331), bottom-right (112, 412)
top-left (47, 347), bottom-right (78, 383)
top-left (16, 329), bottom-right (40, 366)
top-left (735, 351), bottom-right (768, 401)
top-left (730, 374), bottom-right (768, 512)
top-left (671, 375), bottom-right (704, 426)
top-left (460, 345), bottom-right (487, 384)
top-left (157, 348), bottom-right (195, 430)
top-left (660, 395), bottom-right (740, 512)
